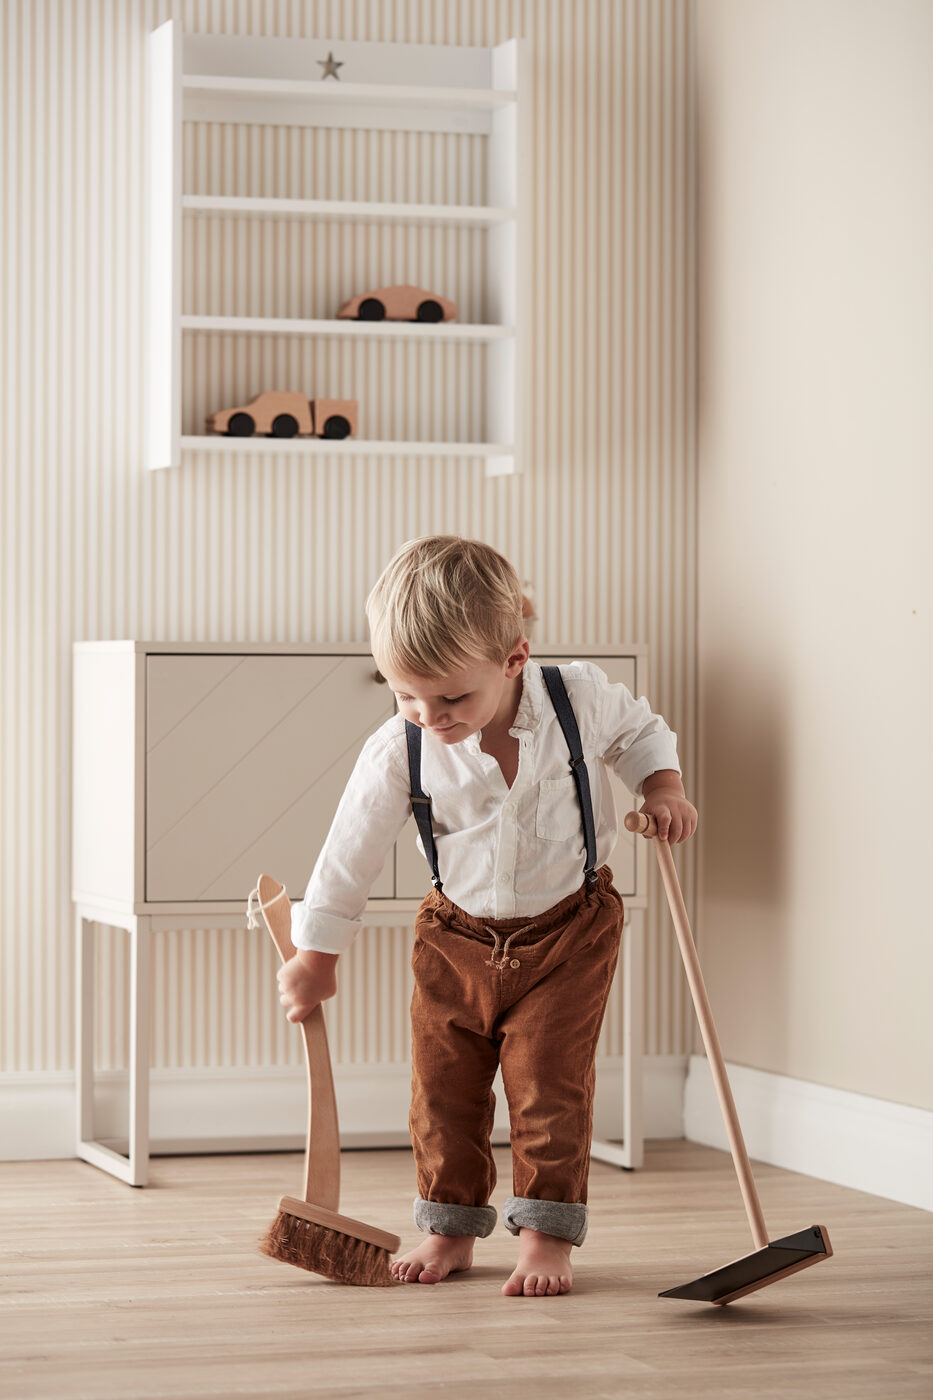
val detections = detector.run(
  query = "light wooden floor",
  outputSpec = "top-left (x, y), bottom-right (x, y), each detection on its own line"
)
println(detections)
top-left (1, 1141), bottom-right (931, 1399)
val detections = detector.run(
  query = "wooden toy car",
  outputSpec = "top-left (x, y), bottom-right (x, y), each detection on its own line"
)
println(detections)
top-left (206, 392), bottom-right (359, 439)
top-left (336, 284), bottom-right (456, 323)
top-left (311, 398), bottom-right (358, 439)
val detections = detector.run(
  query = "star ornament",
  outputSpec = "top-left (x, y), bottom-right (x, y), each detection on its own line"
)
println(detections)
top-left (318, 51), bottom-right (344, 80)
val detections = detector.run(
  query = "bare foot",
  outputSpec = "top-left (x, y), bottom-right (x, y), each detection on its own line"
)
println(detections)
top-left (390, 1234), bottom-right (475, 1285)
top-left (502, 1228), bottom-right (574, 1297)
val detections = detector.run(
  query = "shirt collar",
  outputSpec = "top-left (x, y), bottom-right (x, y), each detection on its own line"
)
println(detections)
top-left (460, 659), bottom-right (544, 753)
top-left (508, 658), bottom-right (544, 735)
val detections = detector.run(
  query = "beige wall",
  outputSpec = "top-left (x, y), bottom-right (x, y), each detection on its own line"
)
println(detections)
top-left (696, 0), bottom-right (932, 1109)
top-left (1, 0), bottom-right (697, 1089)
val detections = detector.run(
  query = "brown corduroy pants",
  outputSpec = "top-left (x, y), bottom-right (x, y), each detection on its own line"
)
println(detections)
top-left (409, 866), bottom-right (624, 1246)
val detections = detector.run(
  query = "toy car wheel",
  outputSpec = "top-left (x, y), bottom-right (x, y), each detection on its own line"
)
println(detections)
top-left (321, 415), bottom-right (351, 440)
top-left (415, 300), bottom-right (444, 322)
top-left (357, 298), bottom-right (386, 321)
top-left (270, 414), bottom-right (299, 438)
top-left (226, 412), bottom-right (255, 436)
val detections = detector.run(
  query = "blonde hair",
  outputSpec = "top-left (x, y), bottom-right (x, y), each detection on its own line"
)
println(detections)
top-left (366, 535), bottom-right (525, 679)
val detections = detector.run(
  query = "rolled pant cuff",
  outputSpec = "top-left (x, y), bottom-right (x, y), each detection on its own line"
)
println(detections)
top-left (413, 1198), bottom-right (498, 1239)
top-left (502, 1196), bottom-right (589, 1246)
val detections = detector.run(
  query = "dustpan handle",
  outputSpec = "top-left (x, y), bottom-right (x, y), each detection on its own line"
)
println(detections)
top-left (626, 813), bottom-right (769, 1250)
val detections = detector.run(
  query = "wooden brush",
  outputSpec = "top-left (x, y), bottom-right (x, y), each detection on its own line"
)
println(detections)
top-left (247, 874), bottom-right (400, 1285)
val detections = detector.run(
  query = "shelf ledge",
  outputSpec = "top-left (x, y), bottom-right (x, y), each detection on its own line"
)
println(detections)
top-left (181, 437), bottom-right (514, 459)
top-left (181, 316), bottom-right (513, 342)
top-left (182, 195), bottom-right (515, 227)
top-left (183, 75), bottom-right (517, 108)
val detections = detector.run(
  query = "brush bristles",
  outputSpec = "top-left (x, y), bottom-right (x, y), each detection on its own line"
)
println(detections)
top-left (260, 1208), bottom-right (396, 1286)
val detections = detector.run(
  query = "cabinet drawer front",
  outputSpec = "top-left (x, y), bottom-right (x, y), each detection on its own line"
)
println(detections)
top-left (146, 654), bottom-right (394, 902)
top-left (395, 654), bottom-right (640, 900)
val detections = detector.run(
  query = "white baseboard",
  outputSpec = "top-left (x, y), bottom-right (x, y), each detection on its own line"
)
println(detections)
top-left (1, 1055), bottom-right (688, 1163)
top-left (684, 1054), bottom-right (933, 1214)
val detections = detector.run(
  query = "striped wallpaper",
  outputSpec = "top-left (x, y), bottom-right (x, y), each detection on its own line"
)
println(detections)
top-left (1, 1), bottom-right (696, 1098)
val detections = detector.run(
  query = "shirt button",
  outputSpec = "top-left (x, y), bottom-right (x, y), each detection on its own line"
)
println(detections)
top-left (498, 873), bottom-right (510, 885)
top-left (510, 958), bottom-right (521, 969)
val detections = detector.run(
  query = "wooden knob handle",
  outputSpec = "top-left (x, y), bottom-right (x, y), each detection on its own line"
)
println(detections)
top-left (625, 811), bottom-right (658, 837)
top-left (256, 874), bottom-right (294, 962)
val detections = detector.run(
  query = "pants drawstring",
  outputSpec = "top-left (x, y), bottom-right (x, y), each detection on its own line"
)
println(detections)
top-left (482, 921), bottom-right (536, 971)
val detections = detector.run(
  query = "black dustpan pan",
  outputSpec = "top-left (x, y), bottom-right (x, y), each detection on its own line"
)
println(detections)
top-left (625, 813), bottom-right (833, 1305)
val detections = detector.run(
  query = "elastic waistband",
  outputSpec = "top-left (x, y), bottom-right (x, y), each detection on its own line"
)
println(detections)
top-left (424, 865), bottom-right (617, 943)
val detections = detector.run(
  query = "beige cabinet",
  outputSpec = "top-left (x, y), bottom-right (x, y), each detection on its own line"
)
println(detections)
top-left (74, 642), bottom-right (647, 915)
top-left (72, 640), bottom-right (649, 1185)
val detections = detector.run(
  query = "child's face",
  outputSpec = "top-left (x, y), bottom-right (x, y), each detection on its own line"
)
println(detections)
top-left (384, 643), bottom-right (529, 744)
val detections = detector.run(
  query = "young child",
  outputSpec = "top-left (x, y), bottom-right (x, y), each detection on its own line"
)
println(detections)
top-left (278, 536), bottom-right (697, 1297)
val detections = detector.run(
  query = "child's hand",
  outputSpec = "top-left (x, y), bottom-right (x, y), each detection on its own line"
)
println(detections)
top-left (277, 949), bottom-right (338, 1023)
top-left (640, 770), bottom-right (698, 844)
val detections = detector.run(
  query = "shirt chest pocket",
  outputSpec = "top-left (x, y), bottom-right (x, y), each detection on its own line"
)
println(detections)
top-left (535, 773), bottom-right (582, 841)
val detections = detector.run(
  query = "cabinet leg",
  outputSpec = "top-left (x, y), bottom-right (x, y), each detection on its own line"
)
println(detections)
top-left (128, 921), bottom-right (151, 1185)
top-left (75, 911), bottom-right (95, 1148)
top-left (589, 910), bottom-right (645, 1170)
top-left (75, 909), bottom-right (150, 1187)
top-left (621, 913), bottom-right (645, 1169)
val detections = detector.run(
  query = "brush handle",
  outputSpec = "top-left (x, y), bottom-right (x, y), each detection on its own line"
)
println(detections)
top-left (625, 813), bottom-right (769, 1250)
top-left (256, 875), bottom-right (341, 1213)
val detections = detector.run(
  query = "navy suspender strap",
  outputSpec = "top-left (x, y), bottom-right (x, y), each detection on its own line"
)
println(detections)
top-left (540, 666), bottom-right (600, 886)
top-left (405, 720), bottom-right (443, 891)
top-left (405, 667), bottom-right (599, 894)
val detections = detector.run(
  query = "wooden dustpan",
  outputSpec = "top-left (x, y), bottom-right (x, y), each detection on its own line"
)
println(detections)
top-left (625, 813), bottom-right (833, 1304)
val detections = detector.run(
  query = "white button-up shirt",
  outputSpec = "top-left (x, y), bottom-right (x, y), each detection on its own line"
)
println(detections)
top-left (290, 660), bottom-right (680, 953)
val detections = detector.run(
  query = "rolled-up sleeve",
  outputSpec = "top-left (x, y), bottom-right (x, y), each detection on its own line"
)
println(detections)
top-left (290, 725), bottom-right (412, 954)
top-left (580, 662), bottom-right (681, 795)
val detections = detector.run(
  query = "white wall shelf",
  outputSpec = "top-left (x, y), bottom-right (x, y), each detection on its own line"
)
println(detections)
top-left (146, 25), bottom-right (524, 475)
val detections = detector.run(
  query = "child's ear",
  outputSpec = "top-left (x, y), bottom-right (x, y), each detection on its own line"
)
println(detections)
top-left (505, 637), bottom-right (530, 677)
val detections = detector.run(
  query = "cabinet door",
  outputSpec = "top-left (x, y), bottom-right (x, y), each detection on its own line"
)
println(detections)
top-left (394, 655), bottom-right (640, 900)
top-left (146, 654), bottom-right (394, 902)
